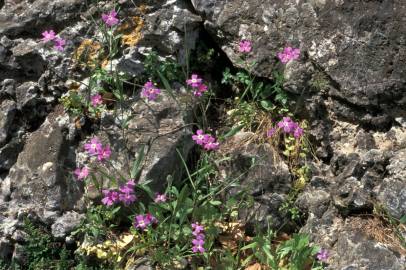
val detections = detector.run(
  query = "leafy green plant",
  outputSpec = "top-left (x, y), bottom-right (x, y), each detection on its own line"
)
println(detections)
top-left (144, 50), bottom-right (183, 83)
top-left (242, 226), bottom-right (321, 270)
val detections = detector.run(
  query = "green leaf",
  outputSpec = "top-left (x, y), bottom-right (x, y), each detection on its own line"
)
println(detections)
top-left (209, 200), bottom-right (222, 206)
top-left (223, 125), bottom-right (244, 139)
top-left (399, 215), bottom-right (406, 224)
top-left (131, 145), bottom-right (145, 179)
top-left (260, 100), bottom-right (273, 111)
top-left (241, 242), bottom-right (258, 250)
top-left (157, 70), bottom-right (177, 102)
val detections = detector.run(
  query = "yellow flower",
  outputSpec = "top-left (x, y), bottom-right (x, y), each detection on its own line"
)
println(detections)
top-left (96, 249), bottom-right (108, 259)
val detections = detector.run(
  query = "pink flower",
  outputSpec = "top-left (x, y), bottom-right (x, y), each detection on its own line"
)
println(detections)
top-left (102, 10), bottom-right (119, 27)
top-left (97, 145), bottom-right (111, 161)
top-left (145, 213), bottom-right (158, 225)
top-left (191, 223), bottom-right (204, 234)
top-left (118, 180), bottom-right (137, 205)
top-left (119, 192), bottom-right (137, 205)
top-left (277, 47), bottom-right (300, 64)
top-left (193, 84), bottom-right (208, 97)
top-left (74, 167), bottom-right (89, 180)
top-left (101, 189), bottom-right (119, 206)
top-left (54, 37), bottom-right (66, 51)
top-left (192, 130), bottom-right (210, 145)
top-left (239, 40), bottom-right (252, 53)
top-left (293, 126), bottom-right (304, 138)
top-left (203, 136), bottom-right (219, 151)
top-left (154, 193), bottom-right (167, 203)
top-left (186, 74), bottom-right (203, 88)
top-left (84, 138), bottom-right (103, 155)
top-left (134, 213), bottom-right (157, 231)
top-left (267, 127), bottom-right (277, 137)
top-left (41, 30), bottom-right (56, 42)
top-left (119, 180), bottom-right (136, 194)
top-left (91, 94), bottom-right (103, 106)
top-left (191, 239), bottom-right (205, 253)
top-left (141, 81), bottom-right (161, 101)
top-left (277, 117), bottom-right (297, 133)
top-left (316, 249), bottom-right (329, 262)
top-left (134, 215), bottom-right (149, 230)
top-left (191, 222), bottom-right (205, 253)
top-left (195, 233), bottom-right (205, 240)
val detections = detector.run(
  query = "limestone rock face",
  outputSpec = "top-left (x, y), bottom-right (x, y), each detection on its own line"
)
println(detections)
top-left (0, 0), bottom-right (85, 37)
top-left (0, 108), bottom-right (82, 259)
top-left (377, 149), bottom-right (406, 219)
top-left (192, 0), bottom-right (406, 127)
top-left (219, 132), bottom-right (292, 231)
top-left (91, 92), bottom-right (195, 192)
top-left (301, 213), bottom-right (406, 270)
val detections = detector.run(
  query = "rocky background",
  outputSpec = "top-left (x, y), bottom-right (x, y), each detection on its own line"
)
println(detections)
top-left (0, 0), bottom-right (405, 269)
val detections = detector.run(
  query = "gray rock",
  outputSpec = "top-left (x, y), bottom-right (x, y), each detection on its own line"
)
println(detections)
top-left (0, 0), bottom-right (85, 37)
top-left (301, 211), bottom-right (406, 270)
top-left (0, 100), bottom-right (17, 147)
top-left (51, 211), bottom-right (84, 239)
top-left (377, 149), bottom-right (406, 219)
top-left (192, 0), bottom-right (406, 126)
top-left (219, 132), bottom-right (292, 230)
top-left (330, 224), bottom-right (406, 270)
top-left (82, 91), bottom-right (196, 193)
top-left (0, 109), bottom-right (81, 259)
top-left (140, 0), bottom-right (202, 59)
top-left (0, 237), bottom-right (13, 260)
top-left (296, 176), bottom-right (331, 218)
top-left (11, 40), bottom-right (46, 79)
top-left (0, 79), bottom-right (16, 99)
top-left (0, 137), bottom-right (24, 172)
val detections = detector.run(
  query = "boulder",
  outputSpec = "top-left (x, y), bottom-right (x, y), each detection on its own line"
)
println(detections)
top-left (377, 149), bottom-right (406, 219)
top-left (0, 100), bottom-right (17, 147)
top-left (0, 108), bottom-right (81, 259)
top-left (192, 0), bottom-right (406, 127)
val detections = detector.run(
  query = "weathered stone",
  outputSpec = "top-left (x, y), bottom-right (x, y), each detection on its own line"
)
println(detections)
top-left (192, 0), bottom-right (406, 126)
top-left (11, 40), bottom-right (47, 79)
top-left (0, 109), bottom-right (82, 260)
top-left (51, 211), bottom-right (84, 239)
top-left (0, 137), bottom-right (24, 172)
top-left (296, 176), bottom-right (331, 218)
top-left (219, 132), bottom-right (292, 230)
top-left (0, 79), bottom-right (16, 99)
top-left (301, 212), bottom-right (406, 270)
top-left (140, 0), bottom-right (202, 58)
top-left (0, 0), bottom-right (85, 37)
top-left (77, 92), bottom-right (195, 193)
top-left (0, 100), bottom-right (17, 147)
top-left (377, 149), bottom-right (406, 219)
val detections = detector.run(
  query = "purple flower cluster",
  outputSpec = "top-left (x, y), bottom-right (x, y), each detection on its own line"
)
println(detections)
top-left (186, 74), bottom-right (208, 97)
top-left (134, 213), bottom-right (158, 231)
top-left (239, 40), bottom-right (252, 53)
top-left (267, 117), bottom-right (303, 139)
top-left (102, 180), bottom-right (137, 206)
top-left (102, 10), bottom-right (119, 27)
top-left (192, 130), bottom-right (219, 151)
top-left (316, 248), bottom-right (329, 262)
top-left (73, 138), bottom-right (112, 180)
top-left (74, 167), bottom-right (89, 180)
top-left (84, 137), bottom-right (112, 161)
top-left (191, 223), bottom-right (205, 253)
top-left (154, 193), bottom-right (167, 203)
top-left (277, 47), bottom-right (300, 64)
top-left (141, 81), bottom-right (161, 101)
top-left (41, 30), bottom-right (66, 51)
